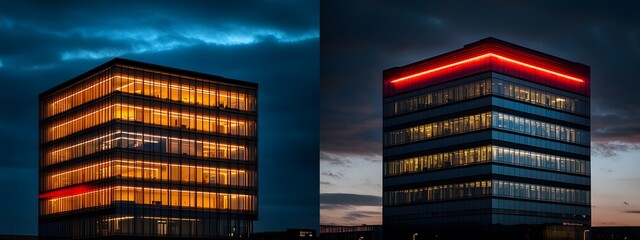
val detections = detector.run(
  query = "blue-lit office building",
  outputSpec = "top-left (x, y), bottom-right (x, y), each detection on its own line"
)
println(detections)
top-left (382, 38), bottom-right (590, 240)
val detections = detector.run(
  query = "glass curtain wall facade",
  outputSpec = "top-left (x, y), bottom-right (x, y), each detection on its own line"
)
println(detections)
top-left (382, 38), bottom-right (590, 240)
top-left (39, 58), bottom-right (258, 239)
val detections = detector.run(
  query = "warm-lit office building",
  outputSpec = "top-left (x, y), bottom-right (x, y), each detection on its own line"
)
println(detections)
top-left (39, 58), bottom-right (257, 239)
top-left (382, 38), bottom-right (590, 240)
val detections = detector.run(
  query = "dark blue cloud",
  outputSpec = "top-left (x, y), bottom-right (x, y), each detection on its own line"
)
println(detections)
top-left (0, 1), bottom-right (318, 65)
top-left (0, 0), bottom-right (318, 235)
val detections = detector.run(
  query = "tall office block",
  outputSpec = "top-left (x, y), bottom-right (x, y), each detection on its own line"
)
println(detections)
top-left (39, 58), bottom-right (258, 239)
top-left (382, 38), bottom-right (590, 240)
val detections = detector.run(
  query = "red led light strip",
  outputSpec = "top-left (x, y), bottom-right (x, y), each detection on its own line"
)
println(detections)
top-left (390, 53), bottom-right (584, 84)
top-left (39, 185), bottom-right (95, 199)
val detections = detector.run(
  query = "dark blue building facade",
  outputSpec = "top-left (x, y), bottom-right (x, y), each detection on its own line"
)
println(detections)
top-left (382, 38), bottom-right (590, 240)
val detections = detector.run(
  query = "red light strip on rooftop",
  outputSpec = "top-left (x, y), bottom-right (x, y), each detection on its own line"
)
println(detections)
top-left (390, 53), bottom-right (584, 84)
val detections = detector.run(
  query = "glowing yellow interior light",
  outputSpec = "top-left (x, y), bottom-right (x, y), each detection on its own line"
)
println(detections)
top-left (47, 186), bottom-right (252, 202)
top-left (51, 105), bottom-right (114, 129)
top-left (105, 137), bottom-right (159, 144)
top-left (119, 104), bottom-right (245, 124)
top-left (119, 165), bottom-right (159, 172)
top-left (113, 75), bottom-right (245, 100)
top-left (139, 216), bottom-right (199, 222)
top-left (52, 76), bottom-right (115, 105)
top-left (51, 74), bottom-right (252, 111)
top-left (49, 159), bottom-right (248, 181)
top-left (50, 131), bottom-right (122, 154)
top-left (49, 131), bottom-right (246, 163)
top-left (50, 161), bottom-right (112, 177)
top-left (103, 216), bottom-right (135, 221)
top-left (115, 81), bottom-right (136, 91)
top-left (118, 186), bottom-right (252, 198)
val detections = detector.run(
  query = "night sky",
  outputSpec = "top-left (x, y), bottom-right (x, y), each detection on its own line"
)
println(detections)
top-left (320, 1), bottom-right (640, 226)
top-left (0, 1), bottom-right (318, 235)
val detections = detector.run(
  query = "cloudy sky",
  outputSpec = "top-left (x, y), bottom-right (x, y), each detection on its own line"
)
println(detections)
top-left (320, 1), bottom-right (640, 226)
top-left (0, 0), bottom-right (318, 235)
